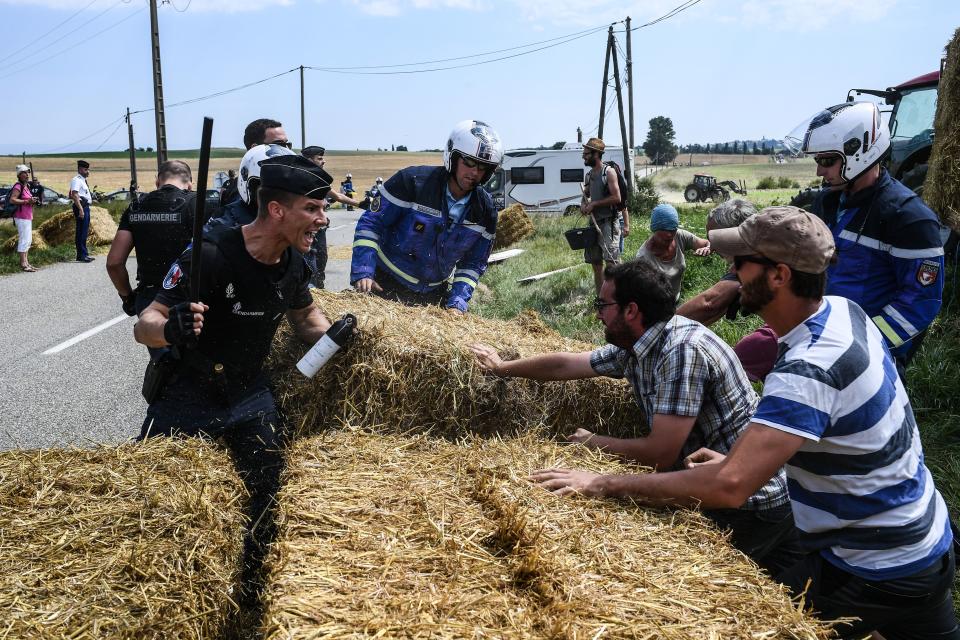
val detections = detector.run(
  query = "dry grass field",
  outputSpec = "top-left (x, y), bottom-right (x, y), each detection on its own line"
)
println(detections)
top-left (0, 152), bottom-right (442, 194)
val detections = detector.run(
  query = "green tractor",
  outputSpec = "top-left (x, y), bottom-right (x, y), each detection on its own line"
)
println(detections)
top-left (683, 174), bottom-right (748, 203)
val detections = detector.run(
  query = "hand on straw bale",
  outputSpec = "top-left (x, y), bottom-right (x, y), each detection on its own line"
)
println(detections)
top-left (268, 290), bottom-right (643, 440)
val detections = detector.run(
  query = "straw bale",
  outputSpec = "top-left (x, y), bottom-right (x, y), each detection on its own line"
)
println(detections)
top-left (0, 439), bottom-right (247, 639)
top-left (269, 289), bottom-right (641, 440)
top-left (37, 206), bottom-right (118, 247)
top-left (262, 430), bottom-right (834, 639)
top-left (493, 203), bottom-right (534, 250)
top-left (327, 244), bottom-right (354, 261)
top-left (926, 27), bottom-right (960, 232)
top-left (2, 229), bottom-right (49, 253)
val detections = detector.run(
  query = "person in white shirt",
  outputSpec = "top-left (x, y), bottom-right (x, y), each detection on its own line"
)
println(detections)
top-left (68, 160), bottom-right (94, 262)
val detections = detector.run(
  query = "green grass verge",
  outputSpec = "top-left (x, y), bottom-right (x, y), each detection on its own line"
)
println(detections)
top-left (0, 200), bottom-right (127, 274)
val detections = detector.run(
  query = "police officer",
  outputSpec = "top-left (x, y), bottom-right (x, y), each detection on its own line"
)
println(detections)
top-left (106, 160), bottom-right (196, 317)
top-left (350, 119), bottom-right (503, 312)
top-left (133, 154), bottom-right (338, 599)
top-left (787, 102), bottom-right (946, 378)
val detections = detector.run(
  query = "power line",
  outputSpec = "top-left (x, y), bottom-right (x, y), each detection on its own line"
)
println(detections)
top-left (166, 0), bottom-right (192, 12)
top-left (94, 119), bottom-right (127, 151)
top-left (628, 0), bottom-right (703, 30)
top-left (310, 23), bottom-right (612, 71)
top-left (307, 26), bottom-right (608, 76)
top-left (0, 6), bottom-right (146, 81)
top-left (0, 0), bottom-right (131, 73)
top-left (130, 66), bottom-right (299, 114)
top-left (41, 115), bottom-right (126, 153)
top-left (0, 0), bottom-right (100, 66)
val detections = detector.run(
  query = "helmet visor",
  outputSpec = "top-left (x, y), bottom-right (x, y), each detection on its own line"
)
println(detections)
top-left (784, 104), bottom-right (854, 157)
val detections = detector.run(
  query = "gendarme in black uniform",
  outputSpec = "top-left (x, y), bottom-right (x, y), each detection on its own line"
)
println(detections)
top-left (118, 184), bottom-right (196, 313)
top-left (144, 223), bottom-right (311, 431)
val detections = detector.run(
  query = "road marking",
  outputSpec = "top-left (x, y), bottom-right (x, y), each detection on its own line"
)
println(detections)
top-left (328, 223), bottom-right (352, 231)
top-left (43, 314), bottom-right (133, 355)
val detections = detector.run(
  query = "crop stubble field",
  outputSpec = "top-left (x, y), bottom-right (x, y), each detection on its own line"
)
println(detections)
top-left (0, 152), bottom-right (442, 194)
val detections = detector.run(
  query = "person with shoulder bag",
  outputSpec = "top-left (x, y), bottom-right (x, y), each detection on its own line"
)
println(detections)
top-left (9, 165), bottom-right (39, 272)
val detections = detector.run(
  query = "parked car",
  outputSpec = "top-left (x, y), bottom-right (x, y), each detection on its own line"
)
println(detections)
top-left (102, 189), bottom-right (137, 203)
top-left (205, 189), bottom-right (220, 208)
top-left (41, 187), bottom-right (70, 205)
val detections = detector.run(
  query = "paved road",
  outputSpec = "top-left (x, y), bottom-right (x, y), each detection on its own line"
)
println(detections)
top-left (0, 209), bottom-right (361, 451)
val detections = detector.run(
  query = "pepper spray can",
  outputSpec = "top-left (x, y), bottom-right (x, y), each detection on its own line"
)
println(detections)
top-left (296, 313), bottom-right (356, 378)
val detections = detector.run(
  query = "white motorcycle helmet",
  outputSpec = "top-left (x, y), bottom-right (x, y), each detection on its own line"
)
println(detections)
top-left (238, 143), bottom-right (295, 205)
top-left (443, 119), bottom-right (503, 181)
top-left (784, 102), bottom-right (890, 184)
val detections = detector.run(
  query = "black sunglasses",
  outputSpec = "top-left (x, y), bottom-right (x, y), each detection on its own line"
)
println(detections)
top-left (593, 297), bottom-right (620, 311)
top-left (734, 255), bottom-right (780, 270)
top-left (460, 156), bottom-right (494, 170)
top-left (267, 140), bottom-right (293, 149)
top-left (814, 155), bottom-right (841, 168)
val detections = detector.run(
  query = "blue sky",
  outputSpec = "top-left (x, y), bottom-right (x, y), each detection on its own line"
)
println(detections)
top-left (0, 0), bottom-right (955, 154)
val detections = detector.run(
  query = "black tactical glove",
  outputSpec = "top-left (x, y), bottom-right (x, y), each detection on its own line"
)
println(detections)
top-left (163, 302), bottom-right (200, 346)
top-left (120, 293), bottom-right (137, 317)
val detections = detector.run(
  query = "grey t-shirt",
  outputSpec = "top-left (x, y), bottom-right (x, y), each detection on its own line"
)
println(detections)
top-left (584, 167), bottom-right (615, 221)
top-left (635, 228), bottom-right (697, 301)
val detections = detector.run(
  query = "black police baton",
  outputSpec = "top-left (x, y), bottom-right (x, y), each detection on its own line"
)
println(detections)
top-left (190, 117), bottom-right (213, 304)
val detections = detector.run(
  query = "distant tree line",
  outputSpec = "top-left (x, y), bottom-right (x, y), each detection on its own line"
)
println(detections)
top-left (677, 140), bottom-right (783, 155)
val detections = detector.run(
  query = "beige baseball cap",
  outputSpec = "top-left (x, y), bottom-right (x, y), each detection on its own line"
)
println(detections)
top-left (584, 137), bottom-right (605, 152)
top-left (708, 205), bottom-right (836, 274)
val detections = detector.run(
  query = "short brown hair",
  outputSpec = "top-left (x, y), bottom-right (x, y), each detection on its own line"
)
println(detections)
top-left (157, 160), bottom-right (192, 184)
top-left (256, 186), bottom-right (300, 218)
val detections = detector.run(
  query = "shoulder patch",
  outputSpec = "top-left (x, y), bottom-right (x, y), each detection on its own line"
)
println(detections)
top-left (370, 195), bottom-right (381, 212)
top-left (162, 262), bottom-right (184, 290)
top-left (917, 259), bottom-right (940, 287)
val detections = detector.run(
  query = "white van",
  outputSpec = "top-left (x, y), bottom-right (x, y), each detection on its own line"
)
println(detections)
top-left (484, 143), bottom-right (632, 214)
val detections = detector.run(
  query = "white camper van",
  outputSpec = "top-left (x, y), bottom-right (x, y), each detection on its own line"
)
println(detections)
top-left (483, 143), bottom-right (632, 214)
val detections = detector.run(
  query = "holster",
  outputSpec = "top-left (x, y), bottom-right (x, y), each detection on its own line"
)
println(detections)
top-left (141, 352), bottom-right (176, 404)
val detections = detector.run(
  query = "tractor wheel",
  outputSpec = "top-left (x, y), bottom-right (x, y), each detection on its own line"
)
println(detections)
top-left (900, 163), bottom-right (929, 197)
top-left (683, 185), bottom-right (700, 202)
top-left (711, 188), bottom-right (730, 203)
top-left (789, 187), bottom-right (824, 212)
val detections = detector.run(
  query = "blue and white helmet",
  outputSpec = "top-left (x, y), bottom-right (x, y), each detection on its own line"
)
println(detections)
top-left (443, 119), bottom-right (503, 177)
top-left (238, 143), bottom-right (295, 204)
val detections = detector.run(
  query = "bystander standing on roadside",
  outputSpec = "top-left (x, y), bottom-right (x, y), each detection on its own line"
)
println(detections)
top-left (580, 137), bottom-right (622, 294)
top-left (9, 164), bottom-right (39, 272)
top-left (68, 160), bottom-right (94, 263)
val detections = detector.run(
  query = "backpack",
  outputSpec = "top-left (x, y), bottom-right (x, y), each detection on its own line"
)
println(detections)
top-left (2, 183), bottom-right (23, 216)
top-left (594, 162), bottom-right (628, 212)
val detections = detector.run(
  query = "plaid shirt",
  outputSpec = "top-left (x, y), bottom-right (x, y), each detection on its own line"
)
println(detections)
top-left (590, 315), bottom-right (790, 512)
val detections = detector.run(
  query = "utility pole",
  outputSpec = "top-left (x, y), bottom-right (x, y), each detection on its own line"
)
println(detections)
top-left (300, 66), bottom-right (306, 150)
top-left (598, 27), bottom-right (613, 140)
top-left (149, 0), bottom-right (168, 168)
top-left (625, 17), bottom-right (635, 183)
top-left (577, 126), bottom-right (582, 143)
top-left (126, 107), bottom-right (138, 194)
top-left (610, 32), bottom-right (631, 196)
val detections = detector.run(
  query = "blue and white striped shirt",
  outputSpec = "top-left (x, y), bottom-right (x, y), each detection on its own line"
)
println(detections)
top-left (753, 296), bottom-right (952, 581)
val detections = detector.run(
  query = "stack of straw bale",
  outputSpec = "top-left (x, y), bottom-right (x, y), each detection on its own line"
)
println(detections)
top-left (261, 430), bottom-right (834, 639)
top-left (926, 27), bottom-right (960, 232)
top-left (269, 290), bottom-right (641, 440)
top-left (2, 229), bottom-right (49, 253)
top-left (38, 206), bottom-right (118, 247)
top-left (0, 439), bottom-right (247, 638)
top-left (492, 203), bottom-right (534, 250)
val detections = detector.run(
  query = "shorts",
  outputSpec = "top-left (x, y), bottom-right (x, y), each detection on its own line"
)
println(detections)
top-left (15, 218), bottom-right (32, 252)
top-left (583, 215), bottom-right (621, 265)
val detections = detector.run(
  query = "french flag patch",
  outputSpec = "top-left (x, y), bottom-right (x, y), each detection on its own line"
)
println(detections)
top-left (163, 262), bottom-right (184, 290)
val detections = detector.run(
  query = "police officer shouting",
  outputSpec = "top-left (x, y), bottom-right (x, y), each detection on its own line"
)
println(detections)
top-left (106, 160), bottom-right (196, 316)
top-left (133, 154), bottom-right (336, 600)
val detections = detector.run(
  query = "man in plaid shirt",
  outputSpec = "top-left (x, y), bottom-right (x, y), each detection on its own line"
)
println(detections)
top-left (470, 259), bottom-right (801, 574)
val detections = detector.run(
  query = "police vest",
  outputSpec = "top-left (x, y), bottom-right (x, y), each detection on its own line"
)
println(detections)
top-left (120, 185), bottom-right (196, 288)
top-left (188, 225), bottom-right (311, 393)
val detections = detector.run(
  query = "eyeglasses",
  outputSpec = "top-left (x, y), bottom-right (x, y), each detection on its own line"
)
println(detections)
top-left (813, 155), bottom-right (841, 168)
top-left (733, 255), bottom-right (780, 271)
top-left (267, 140), bottom-right (293, 149)
top-left (593, 297), bottom-right (620, 311)
top-left (460, 156), bottom-right (493, 170)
